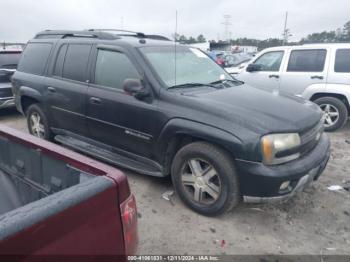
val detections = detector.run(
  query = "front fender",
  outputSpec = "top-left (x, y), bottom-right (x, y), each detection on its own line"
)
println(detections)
top-left (16, 86), bottom-right (43, 114)
top-left (155, 118), bottom-right (244, 162)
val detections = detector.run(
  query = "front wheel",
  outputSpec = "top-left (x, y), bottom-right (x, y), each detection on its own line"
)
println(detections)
top-left (171, 142), bottom-right (240, 216)
top-left (26, 104), bottom-right (53, 141)
top-left (314, 97), bottom-right (348, 132)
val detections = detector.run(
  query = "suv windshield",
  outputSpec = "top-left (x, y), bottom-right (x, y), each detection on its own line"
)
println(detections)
top-left (140, 46), bottom-right (235, 88)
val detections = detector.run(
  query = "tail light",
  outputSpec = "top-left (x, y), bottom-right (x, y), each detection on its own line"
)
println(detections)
top-left (216, 58), bottom-right (224, 66)
top-left (120, 194), bottom-right (138, 255)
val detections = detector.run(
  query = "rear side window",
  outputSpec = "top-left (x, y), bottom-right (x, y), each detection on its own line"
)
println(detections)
top-left (287, 49), bottom-right (326, 72)
top-left (94, 49), bottom-right (140, 89)
top-left (334, 49), bottom-right (350, 73)
top-left (17, 43), bottom-right (52, 75)
top-left (0, 52), bottom-right (22, 69)
top-left (62, 44), bottom-right (92, 82)
top-left (53, 44), bottom-right (68, 77)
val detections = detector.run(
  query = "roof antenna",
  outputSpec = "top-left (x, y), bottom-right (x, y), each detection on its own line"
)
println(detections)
top-left (174, 10), bottom-right (178, 87)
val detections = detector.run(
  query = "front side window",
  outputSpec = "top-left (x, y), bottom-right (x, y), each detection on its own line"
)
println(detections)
top-left (94, 49), bottom-right (140, 89)
top-left (287, 49), bottom-right (326, 72)
top-left (253, 51), bottom-right (284, 72)
top-left (140, 46), bottom-right (232, 87)
top-left (17, 43), bottom-right (52, 75)
top-left (62, 44), bottom-right (92, 82)
top-left (334, 49), bottom-right (350, 73)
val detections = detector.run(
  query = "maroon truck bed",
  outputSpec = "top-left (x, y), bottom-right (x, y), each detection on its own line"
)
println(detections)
top-left (0, 125), bottom-right (138, 258)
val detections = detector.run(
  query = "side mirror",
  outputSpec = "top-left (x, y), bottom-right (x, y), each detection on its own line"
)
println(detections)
top-left (123, 78), bottom-right (150, 100)
top-left (246, 63), bottom-right (262, 72)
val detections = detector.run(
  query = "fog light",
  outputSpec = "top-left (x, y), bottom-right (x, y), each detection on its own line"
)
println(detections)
top-left (280, 181), bottom-right (291, 191)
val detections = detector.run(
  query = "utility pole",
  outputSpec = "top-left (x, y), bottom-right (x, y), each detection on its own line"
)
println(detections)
top-left (282, 12), bottom-right (292, 45)
top-left (221, 15), bottom-right (232, 42)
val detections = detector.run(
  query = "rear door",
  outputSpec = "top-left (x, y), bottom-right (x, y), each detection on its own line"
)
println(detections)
top-left (279, 47), bottom-right (329, 95)
top-left (46, 43), bottom-right (92, 136)
top-left (237, 50), bottom-right (285, 91)
top-left (86, 45), bottom-right (158, 158)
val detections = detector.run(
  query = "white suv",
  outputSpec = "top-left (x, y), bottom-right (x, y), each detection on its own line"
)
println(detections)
top-left (236, 44), bottom-right (350, 131)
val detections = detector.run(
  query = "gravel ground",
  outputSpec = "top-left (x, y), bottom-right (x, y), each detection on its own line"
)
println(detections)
top-left (1, 108), bottom-right (349, 256)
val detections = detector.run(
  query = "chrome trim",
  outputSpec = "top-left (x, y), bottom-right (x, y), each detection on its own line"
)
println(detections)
top-left (0, 98), bottom-right (15, 109)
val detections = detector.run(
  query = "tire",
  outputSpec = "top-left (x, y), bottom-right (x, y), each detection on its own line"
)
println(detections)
top-left (314, 97), bottom-right (348, 132)
top-left (26, 104), bottom-right (54, 141)
top-left (171, 141), bottom-right (240, 216)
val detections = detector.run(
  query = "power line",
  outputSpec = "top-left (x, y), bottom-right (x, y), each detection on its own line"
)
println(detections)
top-left (282, 12), bottom-right (292, 45)
top-left (221, 14), bottom-right (232, 41)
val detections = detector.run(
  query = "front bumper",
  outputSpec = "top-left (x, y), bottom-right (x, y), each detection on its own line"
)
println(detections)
top-left (235, 134), bottom-right (330, 202)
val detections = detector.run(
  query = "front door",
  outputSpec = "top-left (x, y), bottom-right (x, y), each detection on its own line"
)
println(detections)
top-left (86, 46), bottom-right (159, 158)
top-left (237, 50), bottom-right (284, 92)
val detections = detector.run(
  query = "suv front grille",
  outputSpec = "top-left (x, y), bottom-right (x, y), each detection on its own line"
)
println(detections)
top-left (0, 87), bottom-right (13, 98)
top-left (299, 120), bottom-right (324, 156)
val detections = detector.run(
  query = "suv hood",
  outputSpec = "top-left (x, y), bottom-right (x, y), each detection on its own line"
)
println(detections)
top-left (182, 84), bottom-right (323, 135)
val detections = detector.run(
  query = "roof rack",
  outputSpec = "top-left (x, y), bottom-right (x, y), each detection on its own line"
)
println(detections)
top-left (87, 29), bottom-right (171, 41)
top-left (34, 30), bottom-right (120, 40)
top-left (34, 29), bottom-right (171, 41)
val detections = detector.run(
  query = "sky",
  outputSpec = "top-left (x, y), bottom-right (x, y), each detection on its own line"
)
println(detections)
top-left (1, 0), bottom-right (349, 43)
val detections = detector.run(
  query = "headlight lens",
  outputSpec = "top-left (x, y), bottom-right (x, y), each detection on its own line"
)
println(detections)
top-left (261, 133), bottom-right (301, 165)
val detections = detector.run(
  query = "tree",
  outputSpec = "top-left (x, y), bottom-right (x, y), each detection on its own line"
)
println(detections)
top-left (187, 36), bottom-right (197, 44)
top-left (178, 35), bottom-right (187, 43)
top-left (197, 34), bottom-right (206, 43)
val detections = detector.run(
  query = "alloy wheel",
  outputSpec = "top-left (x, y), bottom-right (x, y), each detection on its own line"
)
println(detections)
top-left (320, 104), bottom-right (340, 128)
top-left (181, 158), bottom-right (222, 205)
top-left (29, 112), bottom-right (45, 138)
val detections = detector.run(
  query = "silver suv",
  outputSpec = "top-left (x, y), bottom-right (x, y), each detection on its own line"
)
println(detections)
top-left (236, 44), bottom-right (350, 131)
top-left (0, 47), bottom-right (22, 109)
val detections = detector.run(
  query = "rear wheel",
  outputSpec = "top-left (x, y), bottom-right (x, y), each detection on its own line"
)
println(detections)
top-left (171, 142), bottom-right (240, 216)
top-left (26, 104), bottom-right (53, 141)
top-left (314, 97), bottom-right (348, 132)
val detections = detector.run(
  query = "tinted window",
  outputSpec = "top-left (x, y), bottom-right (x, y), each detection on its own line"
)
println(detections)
top-left (62, 44), bottom-right (91, 82)
top-left (287, 49), bottom-right (326, 72)
top-left (335, 49), bottom-right (350, 73)
top-left (94, 50), bottom-right (140, 89)
top-left (0, 52), bottom-right (22, 69)
top-left (253, 51), bottom-right (284, 71)
top-left (17, 43), bottom-right (52, 75)
top-left (53, 44), bottom-right (67, 77)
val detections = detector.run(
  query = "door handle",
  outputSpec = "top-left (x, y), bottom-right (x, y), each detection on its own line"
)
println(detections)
top-left (269, 74), bottom-right (279, 79)
top-left (47, 87), bottom-right (56, 93)
top-left (90, 97), bottom-right (102, 105)
top-left (311, 75), bottom-right (324, 80)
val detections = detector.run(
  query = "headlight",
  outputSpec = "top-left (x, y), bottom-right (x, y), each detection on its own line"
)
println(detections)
top-left (261, 133), bottom-right (301, 165)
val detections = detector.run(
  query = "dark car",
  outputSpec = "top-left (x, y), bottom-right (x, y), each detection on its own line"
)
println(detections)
top-left (0, 48), bottom-right (22, 109)
top-left (12, 30), bottom-right (331, 216)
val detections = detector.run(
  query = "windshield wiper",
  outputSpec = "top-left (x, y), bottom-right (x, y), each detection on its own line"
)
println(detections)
top-left (167, 82), bottom-right (216, 90)
top-left (210, 78), bottom-right (243, 86)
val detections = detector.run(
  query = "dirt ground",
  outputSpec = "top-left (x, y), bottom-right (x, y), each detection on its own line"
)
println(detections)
top-left (1, 108), bottom-right (349, 256)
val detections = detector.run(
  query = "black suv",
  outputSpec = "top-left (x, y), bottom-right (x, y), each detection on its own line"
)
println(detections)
top-left (12, 30), bottom-right (331, 216)
top-left (0, 48), bottom-right (22, 109)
